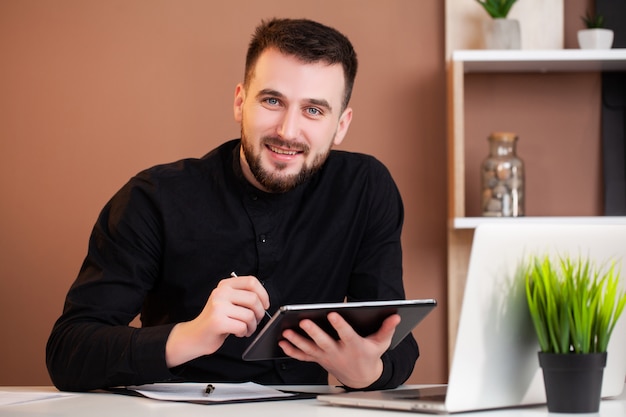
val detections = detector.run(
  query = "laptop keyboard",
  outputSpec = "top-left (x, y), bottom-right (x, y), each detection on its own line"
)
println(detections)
top-left (391, 387), bottom-right (448, 402)
top-left (394, 393), bottom-right (447, 402)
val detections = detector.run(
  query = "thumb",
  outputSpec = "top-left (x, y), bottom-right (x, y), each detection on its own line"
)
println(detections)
top-left (371, 314), bottom-right (401, 345)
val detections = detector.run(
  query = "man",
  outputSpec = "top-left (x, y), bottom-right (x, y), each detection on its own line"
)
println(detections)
top-left (46, 17), bottom-right (419, 392)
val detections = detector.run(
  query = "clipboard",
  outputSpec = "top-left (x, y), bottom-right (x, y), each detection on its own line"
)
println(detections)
top-left (242, 299), bottom-right (437, 361)
top-left (108, 382), bottom-right (319, 404)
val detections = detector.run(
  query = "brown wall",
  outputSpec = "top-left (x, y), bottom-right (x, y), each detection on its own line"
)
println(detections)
top-left (0, 0), bottom-right (594, 387)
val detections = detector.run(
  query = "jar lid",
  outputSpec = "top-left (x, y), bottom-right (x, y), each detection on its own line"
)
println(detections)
top-left (489, 131), bottom-right (518, 142)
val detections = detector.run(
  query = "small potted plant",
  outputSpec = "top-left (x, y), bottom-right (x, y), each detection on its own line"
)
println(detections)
top-left (475, 0), bottom-right (520, 49)
top-left (476, 0), bottom-right (518, 18)
top-left (524, 253), bottom-right (626, 413)
top-left (578, 11), bottom-right (614, 49)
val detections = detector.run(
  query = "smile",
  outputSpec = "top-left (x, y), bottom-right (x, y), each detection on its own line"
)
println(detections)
top-left (267, 145), bottom-right (302, 156)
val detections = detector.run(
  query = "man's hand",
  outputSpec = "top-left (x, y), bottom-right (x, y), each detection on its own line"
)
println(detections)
top-left (278, 312), bottom-right (401, 389)
top-left (165, 275), bottom-right (270, 368)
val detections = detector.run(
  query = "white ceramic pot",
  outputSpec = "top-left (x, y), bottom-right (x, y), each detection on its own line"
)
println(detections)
top-left (484, 18), bottom-right (521, 49)
top-left (577, 28), bottom-right (614, 50)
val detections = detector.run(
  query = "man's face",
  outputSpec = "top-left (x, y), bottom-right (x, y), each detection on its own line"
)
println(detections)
top-left (233, 48), bottom-right (353, 193)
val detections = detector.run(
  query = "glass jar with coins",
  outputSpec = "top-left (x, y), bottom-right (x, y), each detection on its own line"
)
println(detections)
top-left (481, 131), bottom-right (524, 217)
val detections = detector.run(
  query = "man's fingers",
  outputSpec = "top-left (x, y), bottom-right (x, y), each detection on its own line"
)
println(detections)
top-left (222, 275), bottom-right (270, 310)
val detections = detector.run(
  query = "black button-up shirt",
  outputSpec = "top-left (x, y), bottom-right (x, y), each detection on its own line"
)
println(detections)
top-left (46, 139), bottom-right (419, 391)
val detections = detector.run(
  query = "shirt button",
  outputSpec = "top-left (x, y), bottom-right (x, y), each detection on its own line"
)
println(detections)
top-left (250, 194), bottom-right (258, 201)
top-left (259, 234), bottom-right (267, 243)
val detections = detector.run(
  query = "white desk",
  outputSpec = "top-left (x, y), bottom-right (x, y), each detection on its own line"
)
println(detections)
top-left (1, 385), bottom-right (625, 416)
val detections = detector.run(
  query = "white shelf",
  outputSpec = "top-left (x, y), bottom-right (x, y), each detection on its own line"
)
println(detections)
top-left (452, 216), bottom-right (626, 230)
top-left (452, 49), bottom-right (626, 73)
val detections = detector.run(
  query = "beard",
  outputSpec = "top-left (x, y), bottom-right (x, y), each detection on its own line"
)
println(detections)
top-left (241, 132), bottom-right (331, 193)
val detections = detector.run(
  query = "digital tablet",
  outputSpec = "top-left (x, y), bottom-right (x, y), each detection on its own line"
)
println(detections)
top-left (242, 299), bottom-right (437, 361)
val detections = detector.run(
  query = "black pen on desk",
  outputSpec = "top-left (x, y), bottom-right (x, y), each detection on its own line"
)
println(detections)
top-left (204, 384), bottom-right (215, 396)
top-left (230, 271), bottom-right (272, 320)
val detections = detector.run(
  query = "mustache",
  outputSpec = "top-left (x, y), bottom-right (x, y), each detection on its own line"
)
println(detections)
top-left (261, 136), bottom-right (309, 153)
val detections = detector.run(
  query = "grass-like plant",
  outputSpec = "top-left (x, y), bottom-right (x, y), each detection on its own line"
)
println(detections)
top-left (524, 254), bottom-right (626, 354)
top-left (475, 0), bottom-right (518, 19)
top-left (581, 12), bottom-right (605, 29)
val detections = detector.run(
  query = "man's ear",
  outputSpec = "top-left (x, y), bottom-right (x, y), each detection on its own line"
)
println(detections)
top-left (233, 84), bottom-right (245, 122)
top-left (333, 107), bottom-right (353, 146)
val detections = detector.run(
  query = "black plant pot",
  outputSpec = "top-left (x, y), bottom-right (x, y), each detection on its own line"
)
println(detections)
top-left (538, 352), bottom-right (607, 413)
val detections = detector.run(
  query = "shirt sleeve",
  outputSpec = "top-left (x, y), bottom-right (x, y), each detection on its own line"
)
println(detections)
top-left (344, 157), bottom-right (420, 390)
top-left (46, 172), bottom-right (178, 391)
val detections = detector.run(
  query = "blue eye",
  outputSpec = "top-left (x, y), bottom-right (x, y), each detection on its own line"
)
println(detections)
top-left (306, 107), bottom-right (322, 116)
top-left (265, 97), bottom-right (279, 106)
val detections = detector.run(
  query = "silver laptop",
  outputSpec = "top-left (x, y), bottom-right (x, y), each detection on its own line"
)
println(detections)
top-left (318, 223), bottom-right (626, 413)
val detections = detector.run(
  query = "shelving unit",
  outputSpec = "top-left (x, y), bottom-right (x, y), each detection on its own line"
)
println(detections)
top-left (446, 49), bottom-right (626, 361)
top-left (453, 215), bottom-right (626, 230)
top-left (453, 49), bottom-right (626, 73)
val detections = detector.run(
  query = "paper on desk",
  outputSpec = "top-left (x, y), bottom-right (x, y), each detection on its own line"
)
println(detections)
top-left (127, 382), bottom-right (293, 402)
top-left (0, 390), bottom-right (75, 406)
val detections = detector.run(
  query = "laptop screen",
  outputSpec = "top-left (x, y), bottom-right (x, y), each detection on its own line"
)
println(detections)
top-left (446, 223), bottom-right (626, 412)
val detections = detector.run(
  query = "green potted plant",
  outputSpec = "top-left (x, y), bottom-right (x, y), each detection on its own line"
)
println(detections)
top-left (578, 11), bottom-right (614, 49)
top-left (475, 0), bottom-right (520, 49)
top-left (524, 253), bottom-right (626, 413)
top-left (475, 0), bottom-right (518, 18)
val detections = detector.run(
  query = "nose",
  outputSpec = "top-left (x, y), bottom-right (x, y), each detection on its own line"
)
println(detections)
top-left (277, 108), bottom-right (300, 140)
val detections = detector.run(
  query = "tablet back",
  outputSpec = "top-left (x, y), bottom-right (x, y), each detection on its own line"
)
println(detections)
top-left (242, 299), bottom-right (437, 361)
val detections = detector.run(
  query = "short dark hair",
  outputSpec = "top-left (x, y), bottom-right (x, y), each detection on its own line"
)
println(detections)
top-left (244, 18), bottom-right (358, 111)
